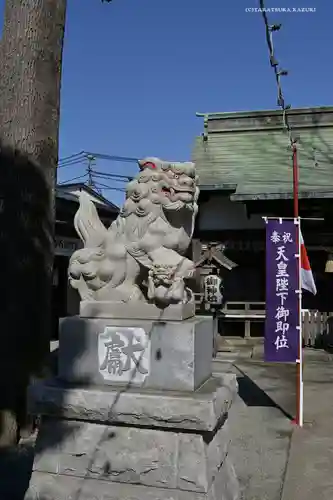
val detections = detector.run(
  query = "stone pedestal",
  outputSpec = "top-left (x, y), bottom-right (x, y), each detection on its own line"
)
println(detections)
top-left (58, 316), bottom-right (212, 391)
top-left (25, 315), bottom-right (240, 500)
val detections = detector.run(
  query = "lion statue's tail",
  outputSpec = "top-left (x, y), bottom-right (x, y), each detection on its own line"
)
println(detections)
top-left (74, 190), bottom-right (108, 248)
top-left (68, 191), bottom-right (137, 301)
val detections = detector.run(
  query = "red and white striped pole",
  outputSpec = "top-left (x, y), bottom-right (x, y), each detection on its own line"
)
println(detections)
top-left (292, 142), bottom-right (303, 427)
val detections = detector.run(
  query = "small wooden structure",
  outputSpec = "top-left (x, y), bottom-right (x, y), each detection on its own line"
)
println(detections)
top-left (193, 242), bottom-right (237, 312)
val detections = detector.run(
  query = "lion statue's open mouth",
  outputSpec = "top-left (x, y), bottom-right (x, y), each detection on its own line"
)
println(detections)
top-left (161, 185), bottom-right (195, 200)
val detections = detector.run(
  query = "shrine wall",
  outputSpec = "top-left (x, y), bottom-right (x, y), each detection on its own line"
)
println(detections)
top-left (195, 193), bottom-right (333, 313)
top-left (198, 194), bottom-right (264, 231)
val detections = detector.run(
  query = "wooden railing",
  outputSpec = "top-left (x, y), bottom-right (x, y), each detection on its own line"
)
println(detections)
top-left (222, 301), bottom-right (265, 317)
top-left (195, 295), bottom-right (333, 344)
top-left (221, 301), bottom-right (265, 337)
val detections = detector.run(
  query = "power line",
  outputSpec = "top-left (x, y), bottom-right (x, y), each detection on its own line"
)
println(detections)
top-left (58, 174), bottom-right (88, 185)
top-left (58, 151), bottom-right (85, 162)
top-left (259, 0), bottom-right (295, 147)
top-left (91, 170), bottom-right (133, 181)
top-left (58, 151), bottom-right (139, 168)
top-left (85, 152), bottom-right (139, 163)
top-left (58, 151), bottom-right (87, 168)
top-left (57, 150), bottom-right (139, 198)
top-left (93, 181), bottom-right (126, 192)
top-left (57, 159), bottom-right (87, 169)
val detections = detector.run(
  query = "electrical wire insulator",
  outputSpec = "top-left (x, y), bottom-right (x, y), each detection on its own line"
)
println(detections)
top-left (259, 0), bottom-right (295, 149)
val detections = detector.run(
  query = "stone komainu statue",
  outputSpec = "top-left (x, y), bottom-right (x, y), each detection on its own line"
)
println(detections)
top-left (68, 157), bottom-right (199, 308)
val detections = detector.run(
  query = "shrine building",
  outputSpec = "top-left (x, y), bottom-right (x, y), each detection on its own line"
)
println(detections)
top-left (191, 106), bottom-right (333, 334)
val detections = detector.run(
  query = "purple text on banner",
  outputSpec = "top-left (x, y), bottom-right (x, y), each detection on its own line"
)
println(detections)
top-left (265, 220), bottom-right (299, 362)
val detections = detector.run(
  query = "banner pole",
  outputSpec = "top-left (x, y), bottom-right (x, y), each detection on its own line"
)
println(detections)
top-left (292, 143), bottom-right (303, 427)
top-left (297, 219), bottom-right (304, 427)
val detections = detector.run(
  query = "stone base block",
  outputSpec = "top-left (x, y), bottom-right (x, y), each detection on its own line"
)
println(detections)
top-left (58, 315), bottom-right (213, 391)
top-left (26, 454), bottom-right (238, 499)
top-left (80, 300), bottom-right (196, 320)
top-left (28, 418), bottom-right (231, 493)
top-left (28, 375), bottom-right (238, 432)
top-left (26, 375), bottom-right (239, 499)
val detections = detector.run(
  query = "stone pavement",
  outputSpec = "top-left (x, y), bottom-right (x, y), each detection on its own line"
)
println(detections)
top-left (280, 361), bottom-right (333, 500)
top-left (213, 360), bottom-right (293, 500)
top-left (281, 423), bottom-right (333, 500)
top-left (226, 350), bottom-right (333, 500)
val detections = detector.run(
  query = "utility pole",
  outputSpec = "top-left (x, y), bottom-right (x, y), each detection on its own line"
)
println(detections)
top-left (86, 154), bottom-right (96, 188)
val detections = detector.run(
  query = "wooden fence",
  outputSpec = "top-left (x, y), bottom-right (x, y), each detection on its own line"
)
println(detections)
top-left (195, 295), bottom-right (333, 345)
top-left (302, 310), bottom-right (333, 347)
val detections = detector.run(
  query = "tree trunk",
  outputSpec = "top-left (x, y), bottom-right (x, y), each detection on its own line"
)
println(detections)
top-left (0, 0), bottom-right (67, 447)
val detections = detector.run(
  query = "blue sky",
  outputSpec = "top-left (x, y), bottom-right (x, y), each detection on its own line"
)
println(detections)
top-left (1, 0), bottom-right (331, 205)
